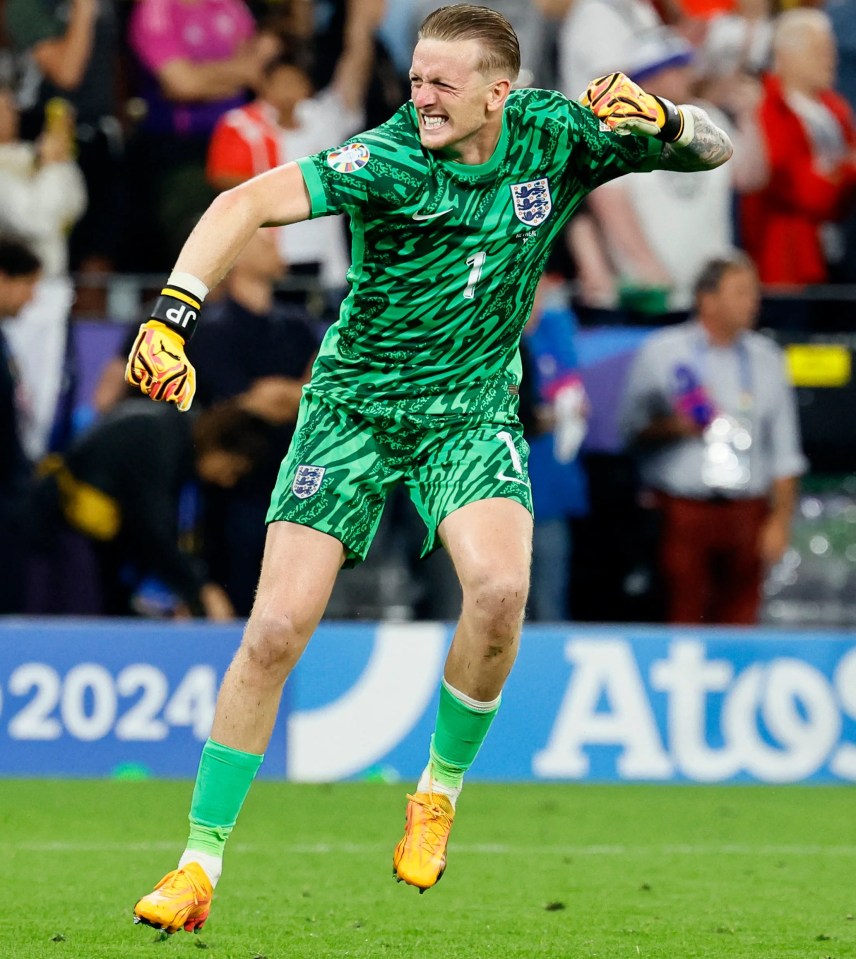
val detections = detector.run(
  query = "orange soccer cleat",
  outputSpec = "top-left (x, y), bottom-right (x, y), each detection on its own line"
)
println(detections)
top-left (133, 862), bottom-right (213, 934)
top-left (392, 792), bottom-right (455, 893)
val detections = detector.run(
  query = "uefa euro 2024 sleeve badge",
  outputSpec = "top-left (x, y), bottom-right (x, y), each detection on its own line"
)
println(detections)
top-left (327, 142), bottom-right (370, 173)
top-left (292, 465), bottom-right (327, 499)
top-left (510, 178), bottom-right (552, 227)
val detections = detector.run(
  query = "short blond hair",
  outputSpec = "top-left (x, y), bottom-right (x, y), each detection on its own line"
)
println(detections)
top-left (418, 4), bottom-right (520, 79)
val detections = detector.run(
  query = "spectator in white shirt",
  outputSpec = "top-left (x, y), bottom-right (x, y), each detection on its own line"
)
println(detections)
top-left (0, 85), bottom-right (86, 459)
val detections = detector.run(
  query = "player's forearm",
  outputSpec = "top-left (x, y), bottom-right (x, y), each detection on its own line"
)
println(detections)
top-left (659, 105), bottom-right (734, 172)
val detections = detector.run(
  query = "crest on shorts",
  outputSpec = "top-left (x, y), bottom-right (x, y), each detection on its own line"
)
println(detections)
top-left (510, 178), bottom-right (552, 227)
top-left (327, 142), bottom-right (370, 173)
top-left (292, 465), bottom-right (326, 499)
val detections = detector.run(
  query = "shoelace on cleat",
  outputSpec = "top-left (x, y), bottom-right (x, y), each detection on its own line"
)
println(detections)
top-left (151, 871), bottom-right (203, 907)
top-left (406, 793), bottom-right (452, 854)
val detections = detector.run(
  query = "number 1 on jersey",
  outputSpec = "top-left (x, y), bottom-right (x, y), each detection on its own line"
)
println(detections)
top-left (463, 251), bottom-right (486, 300)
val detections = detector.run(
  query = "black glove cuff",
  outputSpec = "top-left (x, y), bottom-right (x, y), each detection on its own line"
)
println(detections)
top-left (654, 97), bottom-right (685, 143)
top-left (149, 286), bottom-right (202, 341)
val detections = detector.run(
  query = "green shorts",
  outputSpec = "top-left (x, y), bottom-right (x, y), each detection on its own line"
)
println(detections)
top-left (266, 388), bottom-right (532, 566)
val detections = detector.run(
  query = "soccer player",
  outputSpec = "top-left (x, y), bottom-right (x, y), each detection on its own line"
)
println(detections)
top-left (130, 4), bottom-right (732, 933)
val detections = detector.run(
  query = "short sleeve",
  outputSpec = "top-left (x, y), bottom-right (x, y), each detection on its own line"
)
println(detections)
top-left (295, 108), bottom-right (427, 219)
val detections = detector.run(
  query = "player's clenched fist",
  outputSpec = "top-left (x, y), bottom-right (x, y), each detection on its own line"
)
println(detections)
top-left (580, 72), bottom-right (687, 142)
top-left (125, 278), bottom-right (205, 412)
top-left (126, 321), bottom-right (197, 411)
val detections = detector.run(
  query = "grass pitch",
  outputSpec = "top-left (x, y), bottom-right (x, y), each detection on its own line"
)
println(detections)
top-left (1, 780), bottom-right (855, 958)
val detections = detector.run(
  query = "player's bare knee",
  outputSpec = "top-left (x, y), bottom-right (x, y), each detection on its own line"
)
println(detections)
top-left (241, 609), bottom-right (309, 677)
top-left (462, 573), bottom-right (528, 637)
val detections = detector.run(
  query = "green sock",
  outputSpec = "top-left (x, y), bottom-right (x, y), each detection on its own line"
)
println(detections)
top-left (186, 738), bottom-right (264, 856)
top-left (429, 680), bottom-right (500, 790)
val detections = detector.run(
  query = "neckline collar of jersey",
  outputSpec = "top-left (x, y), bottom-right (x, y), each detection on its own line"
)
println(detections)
top-left (419, 107), bottom-right (510, 179)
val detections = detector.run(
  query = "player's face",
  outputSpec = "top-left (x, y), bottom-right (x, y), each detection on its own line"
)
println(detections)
top-left (409, 38), bottom-right (508, 160)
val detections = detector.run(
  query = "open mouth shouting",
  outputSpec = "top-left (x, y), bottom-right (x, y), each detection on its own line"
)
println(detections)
top-left (420, 113), bottom-right (449, 133)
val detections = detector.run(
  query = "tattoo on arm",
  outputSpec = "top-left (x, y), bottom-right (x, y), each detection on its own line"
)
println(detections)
top-left (659, 105), bottom-right (734, 172)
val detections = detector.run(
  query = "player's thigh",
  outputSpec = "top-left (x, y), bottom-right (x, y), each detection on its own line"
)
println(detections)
top-left (440, 497), bottom-right (532, 601)
top-left (411, 423), bottom-right (532, 590)
top-left (267, 392), bottom-right (394, 566)
top-left (251, 520), bottom-right (345, 639)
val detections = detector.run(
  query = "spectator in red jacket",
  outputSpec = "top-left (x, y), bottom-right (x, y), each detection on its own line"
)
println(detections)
top-left (206, 0), bottom-right (385, 295)
top-left (741, 9), bottom-right (856, 285)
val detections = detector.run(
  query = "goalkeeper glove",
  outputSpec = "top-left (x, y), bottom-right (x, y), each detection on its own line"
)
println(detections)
top-left (126, 320), bottom-right (196, 411)
top-left (580, 72), bottom-right (687, 142)
top-left (125, 280), bottom-right (203, 411)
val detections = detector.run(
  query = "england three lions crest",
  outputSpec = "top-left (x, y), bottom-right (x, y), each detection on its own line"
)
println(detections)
top-left (292, 465), bottom-right (326, 499)
top-left (510, 178), bottom-right (552, 227)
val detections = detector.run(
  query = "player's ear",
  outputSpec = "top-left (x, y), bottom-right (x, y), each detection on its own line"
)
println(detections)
top-left (486, 78), bottom-right (511, 113)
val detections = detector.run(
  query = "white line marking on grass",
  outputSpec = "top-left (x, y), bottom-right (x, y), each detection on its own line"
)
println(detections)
top-left (4, 841), bottom-right (856, 856)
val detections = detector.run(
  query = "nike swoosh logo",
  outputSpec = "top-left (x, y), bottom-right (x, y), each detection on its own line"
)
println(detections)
top-left (496, 471), bottom-right (530, 487)
top-left (412, 208), bottom-right (454, 221)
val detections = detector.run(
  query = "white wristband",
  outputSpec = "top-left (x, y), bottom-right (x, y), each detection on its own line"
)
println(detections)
top-left (166, 271), bottom-right (209, 302)
top-left (675, 107), bottom-right (695, 148)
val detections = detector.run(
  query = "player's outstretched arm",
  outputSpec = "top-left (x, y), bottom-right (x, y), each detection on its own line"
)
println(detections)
top-left (125, 162), bottom-right (312, 411)
top-left (657, 105), bottom-right (733, 173)
top-left (580, 73), bottom-right (733, 173)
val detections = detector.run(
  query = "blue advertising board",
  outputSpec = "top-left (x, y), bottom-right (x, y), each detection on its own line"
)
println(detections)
top-left (0, 620), bottom-right (288, 778)
top-left (1, 620), bottom-right (855, 783)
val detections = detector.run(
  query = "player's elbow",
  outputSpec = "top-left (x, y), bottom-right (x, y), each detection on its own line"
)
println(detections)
top-left (208, 180), bottom-right (270, 232)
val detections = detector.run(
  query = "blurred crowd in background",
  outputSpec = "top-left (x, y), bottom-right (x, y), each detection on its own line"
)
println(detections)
top-left (1, 0), bottom-right (855, 626)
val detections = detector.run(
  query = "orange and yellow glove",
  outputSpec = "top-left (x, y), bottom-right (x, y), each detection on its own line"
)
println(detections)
top-left (125, 320), bottom-right (197, 412)
top-left (580, 72), bottom-right (686, 142)
top-left (125, 278), bottom-right (203, 411)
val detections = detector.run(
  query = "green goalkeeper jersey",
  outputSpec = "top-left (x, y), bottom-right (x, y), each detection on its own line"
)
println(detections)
top-left (296, 87), bottom-right (662, 407)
